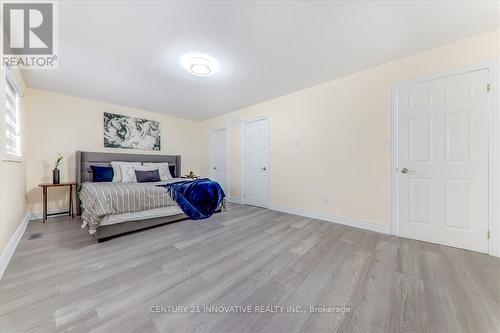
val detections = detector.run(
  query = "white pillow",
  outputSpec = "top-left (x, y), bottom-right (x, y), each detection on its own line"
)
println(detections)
top-left (143, 162), bottom-right (173, 181)
top-left (120, 164), bottom-right (159, 183)
top-left (110, 161), bottom-right (141, 182)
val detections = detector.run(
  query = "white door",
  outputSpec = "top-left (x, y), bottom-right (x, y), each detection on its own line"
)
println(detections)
top-left (209, 128), bottom-right (228, 195)
top-left (396, 68), bottom-right (490, 253)
top-left (243, 117), bottom-right (269, 208)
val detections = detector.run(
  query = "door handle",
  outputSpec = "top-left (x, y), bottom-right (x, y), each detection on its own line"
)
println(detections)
top-left (400, 168), bottom-right (416, 174)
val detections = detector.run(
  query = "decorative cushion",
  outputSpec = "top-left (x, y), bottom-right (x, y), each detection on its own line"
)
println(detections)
top-left (110, 161), bottom-right (141, 182)
top-left (135, 169), bottom-right (161, 183)
top-left (90, 165), bottom-right (114, 182)
top-left (119, 164), bottom-right (142, 183)
top-left (143, 162), bottom-right (173, 181)
top-left (169, 165), bottom-right (176, 178)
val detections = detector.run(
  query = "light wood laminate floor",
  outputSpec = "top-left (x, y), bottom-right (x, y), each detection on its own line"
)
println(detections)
top-left (1, 204), bottom-right (499, 332)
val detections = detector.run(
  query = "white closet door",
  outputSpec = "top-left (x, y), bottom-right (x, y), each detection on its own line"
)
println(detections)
top-left (396, 69), bottom-right (490, 253)
top-left (243, 117), bottom-right (269, 208)
top-left (209, 128), bottom-right (228, 195)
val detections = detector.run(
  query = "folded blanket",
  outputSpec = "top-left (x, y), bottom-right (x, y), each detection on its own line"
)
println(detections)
top-left (157, 178), bottom-right (225, 220)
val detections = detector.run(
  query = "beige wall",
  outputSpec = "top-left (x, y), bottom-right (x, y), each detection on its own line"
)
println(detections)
top-left (0, 69), bottom-right (27, 256)
top-left (24, 88), bottom-right (202, 214)
top-left (199, 29), bottom-right (500, 226)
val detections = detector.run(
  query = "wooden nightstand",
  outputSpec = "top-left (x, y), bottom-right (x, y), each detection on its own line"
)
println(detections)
top-left (38, 182), bottom-right (76, 223)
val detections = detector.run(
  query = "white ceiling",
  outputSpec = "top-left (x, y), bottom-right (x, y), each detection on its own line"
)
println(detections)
top-left (23, 1), bottom-right (499, 121)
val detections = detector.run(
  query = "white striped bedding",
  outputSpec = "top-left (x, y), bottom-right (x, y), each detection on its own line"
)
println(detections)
top-left (79, 179), bottom-right (182, 234)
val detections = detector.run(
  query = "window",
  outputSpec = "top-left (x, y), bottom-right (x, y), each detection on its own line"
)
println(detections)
top-left (3, 71), bottom-right (21, 159)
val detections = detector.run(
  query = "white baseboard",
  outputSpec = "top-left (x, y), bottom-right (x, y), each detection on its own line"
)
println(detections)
top-left (268, 204), bottom-right (390, 235)
top-left (226, 196), bottom-right (243, 204)
top-left (0, 213), bottom-right (30, 279)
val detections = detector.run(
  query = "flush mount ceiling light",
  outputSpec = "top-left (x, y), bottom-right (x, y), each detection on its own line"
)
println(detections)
top-left (189, 60), bottom-right (211, 76)
top-left (180, 53), bottom-right (218, 77)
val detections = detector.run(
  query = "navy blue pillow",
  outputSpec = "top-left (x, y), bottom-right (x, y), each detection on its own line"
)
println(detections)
top-left (135, 169), bottom-right (161, 182)
top-left (169, 165), bottom-right (176, 178)
top-left (90, 165), bottom-right (114, 182)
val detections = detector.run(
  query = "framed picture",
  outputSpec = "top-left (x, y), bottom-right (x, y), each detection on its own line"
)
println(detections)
top-left (103, 112), bottom-right (160, 150)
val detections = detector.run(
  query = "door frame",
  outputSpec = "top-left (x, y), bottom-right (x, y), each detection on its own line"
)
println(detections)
top-left (209, 126), bottom-right (229, 194)
top-left (241, 114), bottom-right (270, 208)
top-left (390, 60), bottom-right (500, 257)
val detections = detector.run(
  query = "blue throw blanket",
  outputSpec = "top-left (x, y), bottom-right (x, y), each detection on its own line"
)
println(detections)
top-left (157, 178), bottom-right (225, 220)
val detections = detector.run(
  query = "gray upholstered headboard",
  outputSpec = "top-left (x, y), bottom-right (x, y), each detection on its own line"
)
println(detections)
top-left (75, 151), bottom-right (181, 215)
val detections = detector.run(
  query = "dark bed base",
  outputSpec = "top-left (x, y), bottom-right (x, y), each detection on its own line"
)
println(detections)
top-left (95, 212), bottom-right (188, 242)
top-left (95, 207), bottom-right (222, 242)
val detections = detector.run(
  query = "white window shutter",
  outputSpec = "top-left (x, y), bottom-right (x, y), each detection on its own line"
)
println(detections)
top-left (4, 74), bottom-right (21, 158)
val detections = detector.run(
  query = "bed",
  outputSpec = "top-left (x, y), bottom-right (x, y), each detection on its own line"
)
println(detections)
top-left (76, 151), bottom-right (221, 242)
